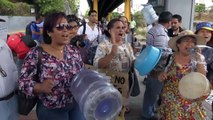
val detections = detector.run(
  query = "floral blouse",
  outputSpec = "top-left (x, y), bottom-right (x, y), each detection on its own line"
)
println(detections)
top-left (19, 45), bottom-right (84, 109)
top-left (158, 55), bottom-right (208, 120)
top-left (93, 40), bottom-right (135, 72)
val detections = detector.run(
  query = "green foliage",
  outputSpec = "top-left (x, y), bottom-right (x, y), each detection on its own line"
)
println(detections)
top-left (35, 0), bottom-right (65, 15)
top-left (195, 3), bottom-right (206, 13)
top-left (111, 12), bottom-right (122, 19)
top-left (132, 11), bottom-right (146, 28)
top-left (0, 0), bottom-right (32, 16)
top-left (67, 0), bottom-right (80, 14)
top-left (0, 0), bottom-right (15, 15)
top-left (13, 2), bottom-right (32, 16)
top-left (83, 9), bottom-right (90, 18)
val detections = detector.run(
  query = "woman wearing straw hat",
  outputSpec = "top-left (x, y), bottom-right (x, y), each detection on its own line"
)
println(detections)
top-left (157, 30), bottom-right (210, 119)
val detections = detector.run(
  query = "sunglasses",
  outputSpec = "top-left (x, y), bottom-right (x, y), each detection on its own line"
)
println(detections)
top-left (55, 23), bottom-right (72, 31)
top-left (0, 65), bottom-right (7, 77)
top-left (70, 25), bottom-right (79, 30)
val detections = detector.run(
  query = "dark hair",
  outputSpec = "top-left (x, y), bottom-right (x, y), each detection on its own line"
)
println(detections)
top-left (67, 14), bottom-right (80, 26)
top-left (88, 10), bottom-right (97, 16)
top-left (43, 12), bottom-right (67, 44)
top-left (158, 11), bottom-right (172, 24)
top-left (172, 14), bottom-right (182, 22)
top-left (104, 18), bottom-right (123, 38)
top-left (35, 14), bottom-right (43, 21)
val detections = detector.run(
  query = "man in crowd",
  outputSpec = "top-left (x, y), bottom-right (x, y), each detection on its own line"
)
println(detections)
top-left (142, 11), bottom-right (173, 120)
top-left (167, 14), bottom-right (184, 37)
top-left (77, 10), bottom-right (101, 65)
top-left (30, 14), bottom-right (43, 43)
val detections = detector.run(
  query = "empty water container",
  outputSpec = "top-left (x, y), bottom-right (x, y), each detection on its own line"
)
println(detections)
top-left (70, 69), bottom-right (122, 120)
top-left (142, 4), bottom-right (159, 25)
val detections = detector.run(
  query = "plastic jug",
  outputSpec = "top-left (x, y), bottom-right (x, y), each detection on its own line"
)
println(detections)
top-left (142, 4), bottom-right (159, 24)
top-left (70, 69), bottom-right (122, 120)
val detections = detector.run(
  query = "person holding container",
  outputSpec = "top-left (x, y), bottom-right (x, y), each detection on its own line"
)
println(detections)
top-left (157, 30), bottom-right (210, 119)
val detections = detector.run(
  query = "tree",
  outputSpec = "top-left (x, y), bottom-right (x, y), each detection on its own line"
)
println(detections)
top-left (0, 0), bottom-right (15, 15)
top-left (111, 12), bottom-right (122, 19)
top-left (35, 0), bottom-right (65, 15)
top-left (195, 3), bottom-right (206, 19)
top-left (0, 0), bottom-right (32, 16)
top-left (132, 11), bottom-right (146, 28)
top-left (67, 0), bottom-right (80, 14)
top-left (195, 3), bottom-right (205, 13)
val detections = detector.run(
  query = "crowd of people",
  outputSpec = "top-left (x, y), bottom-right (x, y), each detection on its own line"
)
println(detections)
top-left (0, 8), bottom-right (212, 120)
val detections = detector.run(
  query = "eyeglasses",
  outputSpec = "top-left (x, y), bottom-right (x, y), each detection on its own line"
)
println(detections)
top-left (70, 25), bottom-right (79, 30)
top-left (0, 65), bottom-right (7, 77)
top-left (55, 23), bottom-right (72, 31)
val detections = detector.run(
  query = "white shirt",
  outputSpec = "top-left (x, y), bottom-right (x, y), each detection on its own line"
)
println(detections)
top-left (0, 40), bottom-right (18, 97)
top-left (78, 23), bottom-right (101, 46)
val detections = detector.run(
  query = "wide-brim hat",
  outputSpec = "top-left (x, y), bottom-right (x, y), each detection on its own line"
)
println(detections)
top-left (195, 22), bottom-right (213, 33)
top-left (0, 18), bottom-right (5, 22)
top-left (168, 30), bottom-right (206, 51)
top-left (178, 72), bottom-right (210, 100)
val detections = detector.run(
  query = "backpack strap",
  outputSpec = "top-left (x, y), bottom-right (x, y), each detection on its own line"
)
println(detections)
top-left (82, 23), bottom-right (86, 35)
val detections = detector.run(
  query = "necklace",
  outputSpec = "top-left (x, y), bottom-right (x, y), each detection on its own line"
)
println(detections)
top-left (50, 45), bottom-right (64, 53)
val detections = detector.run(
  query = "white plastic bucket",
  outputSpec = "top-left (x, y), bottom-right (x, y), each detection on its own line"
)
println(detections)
top-left (142, 4), bottom-right (158, 24)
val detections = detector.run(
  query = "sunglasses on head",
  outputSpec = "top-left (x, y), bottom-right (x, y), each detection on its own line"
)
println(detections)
top-left (55, 23), bottom-right (72, 31)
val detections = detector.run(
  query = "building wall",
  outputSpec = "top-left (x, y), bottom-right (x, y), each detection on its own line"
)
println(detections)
top-left (166, 0), bottom-right (195, 30)
top-left (0, 16), bottom-right (34, 34)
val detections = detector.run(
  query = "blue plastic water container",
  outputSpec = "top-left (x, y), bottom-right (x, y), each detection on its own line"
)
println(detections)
top-left (134, 45), bottom-right (162, 76)
top-left (70, 69), bottom-right (122, 120)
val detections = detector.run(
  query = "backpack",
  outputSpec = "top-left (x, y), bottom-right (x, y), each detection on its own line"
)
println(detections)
top-left (25, 21), bottom-right (37, 36)
top-left (7, 32), bottom-right (36, 59)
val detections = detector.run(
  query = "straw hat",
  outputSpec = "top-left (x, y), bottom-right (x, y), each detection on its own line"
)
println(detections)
top-left (168, 30), bottom-right (206, 51)
top-left (178, 72), bottom-right (210, 99)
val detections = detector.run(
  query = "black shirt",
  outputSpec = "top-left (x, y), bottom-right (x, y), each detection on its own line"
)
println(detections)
top-left (167, 27), bottom-right (184, 37)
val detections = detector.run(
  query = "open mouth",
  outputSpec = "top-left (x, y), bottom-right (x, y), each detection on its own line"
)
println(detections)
top-left (118, 33), bottom-right (123, 37)
top-left (204, 36), bottom-right (209, 39)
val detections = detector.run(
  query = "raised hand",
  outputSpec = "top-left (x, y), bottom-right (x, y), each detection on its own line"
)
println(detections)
top-left (158, 72), bottom-right (168, 82)
top-left (110, 31), bottom-right (119, 56)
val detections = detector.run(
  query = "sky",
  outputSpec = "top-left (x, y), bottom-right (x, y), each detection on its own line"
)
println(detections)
top-left (79, 0), bottom-right (213, 16)
top-left (196, 0), bottom-right (213, 7)
top-left (79, 0), bottom-right (148, 15)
